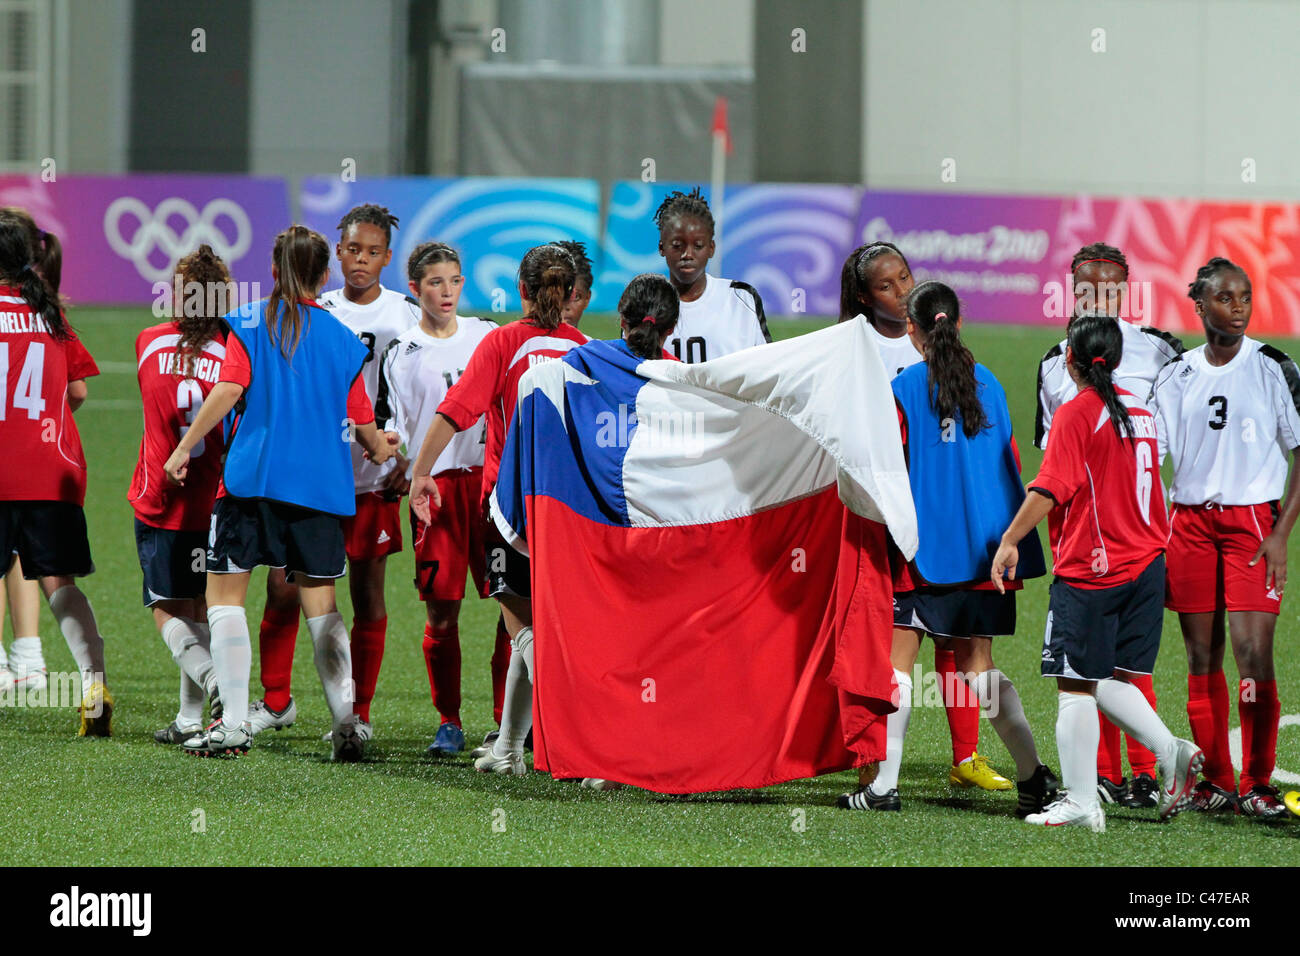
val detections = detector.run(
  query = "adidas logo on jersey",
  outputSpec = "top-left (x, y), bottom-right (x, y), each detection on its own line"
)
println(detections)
top-left (377, 530), bottom-right (391, 544)
top-left (404, 341), bottom-right (422, 354)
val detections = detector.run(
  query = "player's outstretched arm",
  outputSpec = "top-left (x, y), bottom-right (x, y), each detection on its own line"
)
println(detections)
top-left (355, 421), bottom-right (398, 467)
top-left (409, 413), bottom-right (458, 523)
top-left (991, 489), bottom-right (1055, 593)
top-left (1250, 445), bottom-right (1300, 596)
top-left (164, 381), bottom-right (244, 485)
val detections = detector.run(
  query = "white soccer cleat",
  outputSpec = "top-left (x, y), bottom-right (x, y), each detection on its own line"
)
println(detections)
top-left (243, 697), bottom-right (297, 735)
top-left (1157, 738), bottom-right (1204, 820)
top-left (473, 750), bottom-right (527, 775)
top-left (9, 656), bottom-right (47, 694)
top-left (1024, 796), bottom-right (1106, 832)
top-left (469, 729), bottom-right (500, 759)
top-left (331, 714), bottom-right (368, 763)
top-left (580, 778), bottom-right (623, 791)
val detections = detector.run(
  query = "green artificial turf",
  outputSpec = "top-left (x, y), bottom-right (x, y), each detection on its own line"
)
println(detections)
top-left (2, 308), bottom-right (1297, 865)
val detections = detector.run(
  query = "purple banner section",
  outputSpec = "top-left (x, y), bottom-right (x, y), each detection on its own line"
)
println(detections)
top-left (0, 175), bottom-right (292, 306)
top-left (598, 181), bottom-right (861, 315)
top-left (298, 176), bottom-right (600, 314)
top-left (852, 192), bottom-right (1064, 324)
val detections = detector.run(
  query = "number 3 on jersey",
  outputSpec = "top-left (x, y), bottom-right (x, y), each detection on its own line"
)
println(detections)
top-left (177, 379), bottom-right (206, 457)
top-left (0, 342), bottom-right (46, 421)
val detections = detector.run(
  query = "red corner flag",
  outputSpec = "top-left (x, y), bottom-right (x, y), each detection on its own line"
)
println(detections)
top-left (710, 95), bottom-right (733, 155)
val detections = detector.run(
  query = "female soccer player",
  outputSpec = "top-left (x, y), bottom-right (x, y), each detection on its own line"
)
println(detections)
top-left (163, 225), bottom-right (395, 759)
top-left (130, 244), bottom-right (231, 742)
top-left (1034, 242), bottom-right (1185, 808)
top-left (0, 209), bottom-right (92, 695)
top-left (409, 243), bottom-right (587, 774)
top-left (557, 240), bottom-right (593, 328)
top-left (1149, 257), bottom-right (1299, 820)
top-left (837, 281), bottom-right (1056, 815)
top-left (246, 205), bottom-right (416, 743)
top-left (993, 312), bottom-right (1202, 832)
top-left (654, 187), bottom-right (769, 363)
top-left (380, 241), bottom-right (498, 754)
top-left (837, 241), bottom-right (1011, 793)
top-left (0, 212), bottom-right (112, 734)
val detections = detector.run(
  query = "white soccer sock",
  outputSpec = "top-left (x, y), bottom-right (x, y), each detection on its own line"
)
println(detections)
top-left (47, 586), bottom-right (106, 692)
top-left (870, 669), bottom-right (913, 795)
top-left (513, 626), bottom-right (535, 681)
top-left (972, 668), bottom-right (1040, 781)
top-left (1095, 678), bottom-right (1175, 772)
top-left (177, 670), bottom-right (205, 728)
top-left (9, 635), bottom-right (42, 667)
top-left (207, 605), bottom-right (251, 729)
top-left (1057, 691), bottom-right (1100, 810)
top-left (495, 646), bottom-right (533, 755)
top-left (307, 612), bottom-right (354, 727)
top-left (161, 617), bottom-right (217, 696)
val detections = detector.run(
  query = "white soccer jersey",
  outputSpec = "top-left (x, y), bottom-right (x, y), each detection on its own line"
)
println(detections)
top-left (319, 286), bottom-right (420, 492)
top-left (666, 274), bottom-right (770, 364)
top-left (1149, 337), bottom-right (1300, 506)
top-left (1035, 320), bottom-right (1184, 449)
top-left (861, 318), bottom-right (923, 380)
top-left (380, 316), bottom-right (496, 479)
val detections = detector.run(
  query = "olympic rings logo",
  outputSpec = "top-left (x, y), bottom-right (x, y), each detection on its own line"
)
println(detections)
top-left (103, 197), bottom-right (253, 283)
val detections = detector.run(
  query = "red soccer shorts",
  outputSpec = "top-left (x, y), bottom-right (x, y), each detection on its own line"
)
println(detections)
top-left (341, 491), bottom-right (404, 563)
top-left (410, 468), bottom-right (489, 602)
top-left (1165, 502), bottom-right (1282, 614)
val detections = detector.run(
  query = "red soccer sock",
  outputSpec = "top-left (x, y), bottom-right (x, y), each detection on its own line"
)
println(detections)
top-left (1239, 678), bottom-right (1280, 794)
top-left (490, 614), bottom-right (511, 726)
top-left (258, 604), bottom-right (299, 712)
top-left (936, 648), bottom-right (978, 765)
top-left (1096, 712), bottom-right (1123, 783)
top-left (349, 616), bottom-right (387, 723)
top-left (422, 622), bottom-right (462, 726)
top-left (1186, 671), bottom-right (1234, 791)
top-left (1124, 673), bottom-right (1158, 778)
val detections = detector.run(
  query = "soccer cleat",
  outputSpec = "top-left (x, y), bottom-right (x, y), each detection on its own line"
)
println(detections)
top-left (1157, 738), bottom-right (1203, 820)
top-left (1283, 791), bottom-right (1300, 819)
top-left (426, 721), bottom-right (466, 755)
top-left (1122, 773), bottom-right (1158, 809)
top-left (1024, 796), bottom-right (1106, 832)
top-left (1237, 785), bottom-right (1289, 821)
top-left (331, 715), bottom-right (369, 763)
top-left (154, 721), bottom-right (203, 744)
top-left (1189, 780), bottom-right (1238, 814)
top-left (580, 778), bottom-right (623, 791)
top-left (243, 697), bottom-right (296, 735)
top-left (473, 749), bottom-right (527, 775)
top-left (209, 688), bottom-right (223, 724)
top-left (836, 785), bottom-right (901, 811)
top-left (183, 722), bottom-right (252, 757)
top-left (470, 730), bottom-right (500, 759)
top-left (10, 651), bottom-right (48, 694)
top-left (1016, 764), bottom-right (1061, 819)
top-left (1096, 776), bottom-right (1128, 804)
top-left (949, 752), bottom-right (1013, 791)
top-left (77, 682), bottom-right (113, 737)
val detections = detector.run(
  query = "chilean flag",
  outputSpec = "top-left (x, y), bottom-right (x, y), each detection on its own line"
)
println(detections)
top-left (491, 320), bottom-right (918, 794)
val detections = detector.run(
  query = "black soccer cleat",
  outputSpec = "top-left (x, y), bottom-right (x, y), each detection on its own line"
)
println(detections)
top-left (1017, 764), bottom-right (1061, 818)
top-left (1189, 780), bottom-right (1237, 814)
top-left (154, 721), bottom-right (202, 745)
top-left (182, 722), bottom-right (252, 758)
top-left (836, 786), bottom-right (901, 811)
top-left (1237, 784), bottom-right (1289, 821)
top-left (1096, 775), bottom-right (1128, 804)
top-left (1122, 773), bottom-right (1158, 809)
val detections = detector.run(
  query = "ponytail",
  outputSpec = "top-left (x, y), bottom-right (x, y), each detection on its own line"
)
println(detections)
top-left (518, 243), bottom-right (576, 332)
top-left (0, 212), bottom-right (68, 339)
top-left (618, 273), bottom-right (679, 360)
top-left (265, 225), bottom-right (329, 360)
top-left (906, 280), bottom-right (986, 437)
top-left (173, 243), bottom-right (234, 376)
top-left (1067, 312), bottom-right (1131, 439)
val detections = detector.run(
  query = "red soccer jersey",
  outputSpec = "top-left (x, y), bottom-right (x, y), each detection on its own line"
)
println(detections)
top-left (1028, 387), bottom-right (1167, 588)
top-left (128, 322), bottom-right (229, 531)
top-left (437, 319), bottom-right (588, 506)
top-left (0, 286), bottom-right (93, 505)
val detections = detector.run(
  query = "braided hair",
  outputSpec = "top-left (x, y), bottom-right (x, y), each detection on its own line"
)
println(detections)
top-left (336, 204), bottom-right (400, 247)
top-left (1187, 256), bottom-right (1249, 303)
top-left (653, 187), bottom-right (714, 236)
top-left (1070, 242), bottom-right (1128, 279)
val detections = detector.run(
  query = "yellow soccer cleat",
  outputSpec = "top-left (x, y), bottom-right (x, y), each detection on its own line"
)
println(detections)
top-left (1284, 791), bottom-right (1300, 819)
top-left (949, 752), bottom-right (1013, 791)
top-left (78, 681), bottom-right (114, 738)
